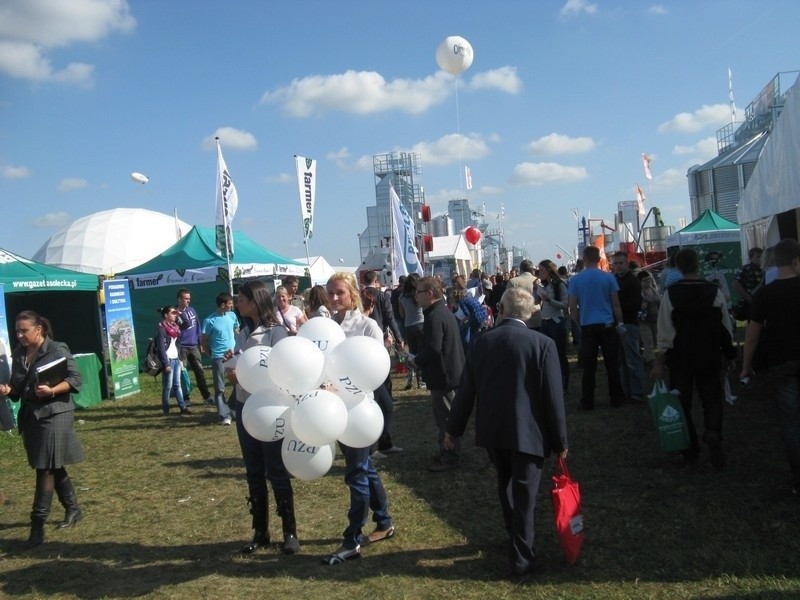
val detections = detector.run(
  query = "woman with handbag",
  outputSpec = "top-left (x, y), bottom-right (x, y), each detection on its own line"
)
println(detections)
top-left (0, 310), bottom-right (84, 549)
top-left (226, 280), bottom-right (299, 554)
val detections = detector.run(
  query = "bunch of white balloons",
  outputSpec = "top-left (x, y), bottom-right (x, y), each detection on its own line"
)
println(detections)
top-left (236, 317), bottom-right (390, 481)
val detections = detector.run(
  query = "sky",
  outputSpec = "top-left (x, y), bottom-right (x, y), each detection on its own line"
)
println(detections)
top-left (1, 0), bottom-right (799, 270)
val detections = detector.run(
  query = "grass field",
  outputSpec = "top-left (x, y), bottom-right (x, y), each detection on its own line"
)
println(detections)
top-left (1, 349), bottom-right (799, 599)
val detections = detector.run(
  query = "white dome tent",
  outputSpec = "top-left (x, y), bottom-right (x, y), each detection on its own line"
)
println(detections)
top-left (34, 208), bottom-right (192, 275)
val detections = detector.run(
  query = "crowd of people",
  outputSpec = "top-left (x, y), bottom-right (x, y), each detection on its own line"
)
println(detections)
top-left (2, 239), bottom-right (798, 575)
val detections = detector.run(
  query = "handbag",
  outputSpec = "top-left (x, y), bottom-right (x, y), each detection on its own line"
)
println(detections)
top-left (550, 457), bottom-right (584, 565)
top-left (647, 380), bottom-right (690, 452)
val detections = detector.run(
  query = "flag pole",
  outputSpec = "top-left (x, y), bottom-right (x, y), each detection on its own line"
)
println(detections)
top-left (389, 184), bottom-right (396, 287)
top-left (216, 137), bottom-right (234, 296)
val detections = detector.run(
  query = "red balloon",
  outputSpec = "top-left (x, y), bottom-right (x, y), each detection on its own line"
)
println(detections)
top-left (464, 226), bottom-right (481, 245)
top-left (556, 253), bottom-right (562, 259)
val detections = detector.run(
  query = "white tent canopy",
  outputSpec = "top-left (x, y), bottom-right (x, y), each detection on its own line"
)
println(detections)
top-left (738, 75), bottom-right (800, 248)
top-left (291, 255), bottom-right (342, 285)
top-left (34, 208), bottom-right (192, 275)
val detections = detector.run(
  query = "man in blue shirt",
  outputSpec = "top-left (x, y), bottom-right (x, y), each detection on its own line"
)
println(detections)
top-left (568, 246), bottom-right (626, 410)
top-left (201, 292), bottom-right (238, 425)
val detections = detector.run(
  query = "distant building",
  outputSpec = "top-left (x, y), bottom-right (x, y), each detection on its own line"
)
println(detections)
top-left (688, 71), bottom-right (797, 222)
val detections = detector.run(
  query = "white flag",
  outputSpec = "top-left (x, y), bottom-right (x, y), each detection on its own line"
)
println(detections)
top-left (635, 184), bottom-right (646, 217)
top-left (295, 155), bottom-right (316, 240)
top-left (390, 186), bottom-right (423, 279)
top-left (215, 141), bottom-right (239, 258)
top-left (641, 153), bottom-right (653, 181)
top-left (465, 165), bottom-right (473, 190)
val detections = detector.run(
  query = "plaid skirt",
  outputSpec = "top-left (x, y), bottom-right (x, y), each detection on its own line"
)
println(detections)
top-left (21, 407), bottom-right (84, 470)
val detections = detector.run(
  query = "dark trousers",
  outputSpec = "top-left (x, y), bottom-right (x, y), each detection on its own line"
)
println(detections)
top-left (235, 407), bottom-right (292, 499)
top-left (487, 448), bottom-right (544, 575)
top-left (541, 318), bottom-right (569, 391)
top-left (373, 381), bottom-right (394, 451)
top-left (669, 364), bottom-right (723, 453)
top-left (580, 324), bottom-right (625, 406)
top-left (179, 345), bottom-right (210, 400)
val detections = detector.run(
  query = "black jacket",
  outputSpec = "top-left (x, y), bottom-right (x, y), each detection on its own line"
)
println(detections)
top-left (416, 299), bottom-right (465, 390)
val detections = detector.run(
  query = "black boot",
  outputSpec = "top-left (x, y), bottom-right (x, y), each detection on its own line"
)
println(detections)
top-left (275, 491), bottom-right (300, 555)
top-left (240, 496), bottom-right (269, 554)
top-left (23, 490), bottom-right (53, 550)
top-left (55, 477), bottom-right (83, 529)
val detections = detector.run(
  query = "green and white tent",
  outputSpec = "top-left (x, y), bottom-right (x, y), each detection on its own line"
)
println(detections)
top-left (0, 248), bottom-right (99, 292)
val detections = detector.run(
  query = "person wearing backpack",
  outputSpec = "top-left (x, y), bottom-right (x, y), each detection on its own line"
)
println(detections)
top-left (156, 306), bottom-right (190, 416)
top-left (651, 249), bottom-right (737, 469)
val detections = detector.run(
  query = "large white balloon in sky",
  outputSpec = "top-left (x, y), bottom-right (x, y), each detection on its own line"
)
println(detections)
top-left (130, 172), bottom-right (149, 184)
top-left (436, 36), bottom-right (474, 75)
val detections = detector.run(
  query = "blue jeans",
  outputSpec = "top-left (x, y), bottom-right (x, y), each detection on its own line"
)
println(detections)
top-left (617, 323), bottom-right (645, 401)
top-left (338, 443), bottom-right (392, 548)
top-left (235, 404), bottom-right (292, 499)
top-left (161, 359), bottom-right (187, 413)
top-left (210, 358), bottom-right (232, 420)
top-left (541, 318), bottom-right (569, 391)
top-left (772, 360), bottom-right (800, 489)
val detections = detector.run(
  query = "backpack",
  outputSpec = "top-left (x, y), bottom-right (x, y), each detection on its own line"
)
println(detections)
top-left (141, 336), bottom-right (162, 376)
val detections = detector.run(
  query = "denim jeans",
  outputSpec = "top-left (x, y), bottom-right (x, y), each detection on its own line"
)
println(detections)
top-left (235, 405), bottom-right (292, 499)
top-left (580, 324), bottom-right (625, 406)
top-left (338, 442), bottom-right (392, 548)
top-left (541, 318), bottom-right (569, 391)
top-left (772, 360), bottom-right (800, 489)
top-left (617, 323), bottom-right (645, 401)
top-left (210, 358), bottom-right (232, 420)
top-left (161, 358), bottom-right (187, 413)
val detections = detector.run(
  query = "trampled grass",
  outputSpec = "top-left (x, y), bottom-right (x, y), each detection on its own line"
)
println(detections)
top-left (1, 348), bottom-right (799, 599)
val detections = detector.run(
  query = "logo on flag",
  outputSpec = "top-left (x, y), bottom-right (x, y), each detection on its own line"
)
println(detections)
top-left (295, 156), bottom-right (317, 241)
top-left (215, 141), bottom-right (239, 258)
top-left (390, 186), bottom-right (423, 279)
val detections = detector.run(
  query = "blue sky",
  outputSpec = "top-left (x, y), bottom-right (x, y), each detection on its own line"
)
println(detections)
top-left (1, 0), bottom-right (798, 269)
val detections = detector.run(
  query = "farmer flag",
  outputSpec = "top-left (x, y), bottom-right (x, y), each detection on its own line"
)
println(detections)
top-left (215, 139), bottom-right (239, 258)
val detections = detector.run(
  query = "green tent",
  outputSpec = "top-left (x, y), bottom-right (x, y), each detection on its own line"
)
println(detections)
top-left (665, 209), bottom-right (743, 303)
top-left (0, 248), bottom-right (99, 292)
top-left (117, 227), bottom-right (308, 362)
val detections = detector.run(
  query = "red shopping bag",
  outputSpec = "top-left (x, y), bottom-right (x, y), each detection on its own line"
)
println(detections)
top-left (550, 457), bottom-right (584, 565)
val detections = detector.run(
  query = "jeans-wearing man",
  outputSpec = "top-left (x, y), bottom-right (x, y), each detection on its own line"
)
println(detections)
top-left (612, 252), bottom-right (645, 403)
top-left (201, 292), bottom-right (237, 425)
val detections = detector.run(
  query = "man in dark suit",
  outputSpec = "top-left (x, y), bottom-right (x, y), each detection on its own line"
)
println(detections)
top-left (445, 287), bottom-right (568, 577)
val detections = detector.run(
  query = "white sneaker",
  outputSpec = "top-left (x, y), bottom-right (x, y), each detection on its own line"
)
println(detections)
top-left (221, 417), bottom-right (232, 426)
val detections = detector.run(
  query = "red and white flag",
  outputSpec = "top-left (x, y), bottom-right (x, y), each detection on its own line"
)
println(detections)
top-left (641, 153), bottom-right (653, 180)
top-left (635, 184), bottom-right (646, 217)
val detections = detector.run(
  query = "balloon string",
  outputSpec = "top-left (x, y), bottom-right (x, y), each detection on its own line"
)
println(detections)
top-left (455, 76), bottom-right (463, 198)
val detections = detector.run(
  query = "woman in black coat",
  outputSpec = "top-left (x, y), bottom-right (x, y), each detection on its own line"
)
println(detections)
top-left (0, 310), bottom-right (84, 549)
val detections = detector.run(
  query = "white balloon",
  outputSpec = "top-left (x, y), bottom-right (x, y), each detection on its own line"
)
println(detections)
top-left (332, 387), bottom-right (371, 410)
top-left (297, 317), bottom-right (346, 357)
top-left (130, 172), bottom-right (149, 184)
top-left (291, 389), bottom-right (348, 447)
top-left (435, 36), bottom-right (474, 75)
top-left (326, 336), bottom-right (390, 395)
top-left (235, 345), bottom-right (277, 394)
top-left (267, 336), bottom-right (326, 395)
top-left (241, 388), bottom-right (293, 442)
top-left (281, 433), bottom-right (335, 480)
top-left (338, 398), bottom-right (384, 449)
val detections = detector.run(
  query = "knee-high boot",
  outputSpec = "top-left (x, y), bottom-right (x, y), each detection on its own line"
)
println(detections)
top-left (275, 490), bottom-right (299, 555)
top-left (24, 490), bottom-right (53, 550)
top-left (240, 496), bottom-right (269, 554)
top-left (54, 477), bottom-right (83, 529)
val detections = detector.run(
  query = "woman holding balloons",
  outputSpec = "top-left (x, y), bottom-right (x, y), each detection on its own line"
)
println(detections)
top-left (226, 280), bottom-right (299, 555)
top-left (322, 272), bottom-right (394, 565)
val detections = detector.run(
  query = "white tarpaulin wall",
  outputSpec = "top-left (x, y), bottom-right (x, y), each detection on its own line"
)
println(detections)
top-left (738, 75), bottom-right (800, 249)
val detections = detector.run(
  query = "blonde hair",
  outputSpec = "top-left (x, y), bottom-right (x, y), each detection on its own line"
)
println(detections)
top-left (327, 271), bottom-right (363, 312)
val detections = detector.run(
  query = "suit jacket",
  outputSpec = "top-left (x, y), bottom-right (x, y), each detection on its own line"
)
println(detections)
top-left (447, 318), bottom-right (568, 458)
top-left (416, 299), bottom-right (464, 390)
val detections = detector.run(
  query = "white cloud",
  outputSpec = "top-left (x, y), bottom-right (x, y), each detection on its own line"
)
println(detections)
top-left (469, 66), bottom-right (523, 94)
top-left (529, 133), bottom-right (596, 155)
top-left (560, 0), bottom-right (598, 17)
top-left (0, 0), bottom-right (135, 84)
top-left (510, 162), bottom-right (588, 186)
top-left (658, 104), bottom-right (731, 133)
top-left (401, 133), bottom-right (491, 167)
top-left (326, 147), bottom-right (373, 171)
top-left (649, 4), bottom-right (667, 15)
top-left (33, 211), bottom-right (70, 228)
top-left (57, 177), bottom-right (88, 192)
top-left (672, 136), bottom-right (718, 161)
top-left (265, 173), bottom-right (293, 184)
top-left (202, 127), bottom-right (258, 151)
top-left (1, 164), bottom-right (32, 179)
top-left (653, 168), bottom-right (686, 188)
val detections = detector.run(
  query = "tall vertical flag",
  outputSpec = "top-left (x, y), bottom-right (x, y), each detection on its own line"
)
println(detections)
top-left (390, 186), bottom-right (423, 278)
top-left (641, 153), bottom-right (653, 181)
top-left (728, 67), bottom-right (736, 124)
top-left (295, 156), bottom-right (316, 240)
top-left (635, 184), bottom-right (646, 217)
top-left (215, 139), bottom-right (239, 258)
top-left (464, 165), bottom-right (473, 190)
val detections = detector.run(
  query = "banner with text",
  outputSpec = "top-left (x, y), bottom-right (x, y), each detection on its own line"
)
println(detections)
top-left (295, 155), bottom-right (317, 240)
top-left (103, 279), bottom-right (141, 398)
